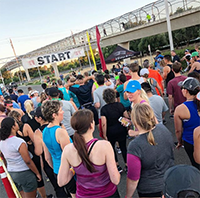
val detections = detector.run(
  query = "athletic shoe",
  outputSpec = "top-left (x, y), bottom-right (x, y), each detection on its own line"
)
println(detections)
top-left (117, 165), bottom-right (123, 173)
top-left (116, 147), bottom-right (121, 154)
top-left (47, 195), bottom-right (54, 198)
top-left (163, 119), bottom-right (167, 125)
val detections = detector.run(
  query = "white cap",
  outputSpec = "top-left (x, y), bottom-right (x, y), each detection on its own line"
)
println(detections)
top-left (140, 68), bottom-right (149, 76)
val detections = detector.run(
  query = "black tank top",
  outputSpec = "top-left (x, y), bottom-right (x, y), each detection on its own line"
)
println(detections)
top-left (166, 64), bottom-right (175, 87)
top-left (16, 124), bottom-right (31, 143)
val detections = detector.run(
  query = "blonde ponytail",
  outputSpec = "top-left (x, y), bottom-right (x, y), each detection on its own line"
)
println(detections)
top-left (131, 103), bottom-right (157, 146)
top-left (147, 130), bottom-right (156, 146)
top-left (140, 88), bottom-right (149, 104)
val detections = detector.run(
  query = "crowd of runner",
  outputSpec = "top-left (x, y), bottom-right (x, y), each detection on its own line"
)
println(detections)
top-left (0, 47), bottom-right (200, 198)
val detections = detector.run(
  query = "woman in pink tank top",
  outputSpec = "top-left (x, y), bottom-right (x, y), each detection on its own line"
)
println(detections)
top-left (58, 109), bottom-right (120, 198)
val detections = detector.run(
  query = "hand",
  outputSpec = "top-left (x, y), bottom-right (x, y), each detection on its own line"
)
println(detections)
top-left (176, 142), bottom-right (183, 149)
top-left (103, 136), bottom-right (108, 140)
top-left (120, 117), bottom-right (132, 127)
top-left (128, 130), bottom-right (139, 137)
top-left (36, 174), bottom-right (42, 182)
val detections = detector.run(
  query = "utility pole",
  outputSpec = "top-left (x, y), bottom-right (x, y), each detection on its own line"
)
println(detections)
top-left (164, 0), bottom-right (174, 51)
top-left (9, 38), bottom-right (23, 84)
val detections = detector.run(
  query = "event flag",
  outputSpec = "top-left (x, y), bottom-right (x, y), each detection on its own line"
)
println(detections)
top-left (96, 26), bottom-right (107, 71)
top-left (86, 32), bottom-right (97, 71)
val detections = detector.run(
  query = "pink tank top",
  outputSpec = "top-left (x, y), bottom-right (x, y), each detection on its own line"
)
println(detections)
top-left (73, 138), bottom-right (117, 198)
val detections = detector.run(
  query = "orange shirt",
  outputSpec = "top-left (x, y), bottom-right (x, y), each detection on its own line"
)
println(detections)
top-left (148, 69), bottom-right (164, 95)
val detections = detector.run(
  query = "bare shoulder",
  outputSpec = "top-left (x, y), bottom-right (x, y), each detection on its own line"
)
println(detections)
top-left (163, 66), bottom-right (170, 72)
top-left (174, 103), bottom-right (189, 117)
top-left (63, 143), bottom-right (76, 155)
top-left (56, 127), bottom-right (69, 138)
top-left (35, 129), bottom-right (42, 136)
top-left (175, 103), bottom-right (187, 112)
top-left (96, 140), bottom-right (111, 148)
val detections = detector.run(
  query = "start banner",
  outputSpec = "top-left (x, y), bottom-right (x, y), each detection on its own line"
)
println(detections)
top-left (22, 47), bottom-right (85, 69)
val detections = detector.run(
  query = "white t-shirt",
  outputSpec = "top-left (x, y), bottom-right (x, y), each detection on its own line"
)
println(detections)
top-left (0, 136), bottom-right (30, 172)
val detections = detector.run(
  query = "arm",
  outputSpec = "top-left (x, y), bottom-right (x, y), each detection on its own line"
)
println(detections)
top-left (69, 101), bottom-right (78, 111)
top-left (162, 66), bottom-right (169, 80)
top-left (193, 127), bottom-right (200, 164)
top-left (104, 141), bottom-right (120, 185)
top-left (155, 81), bottom-right (163, 97)
top-left (125, 154), bottom-right (141, 197)
top-left (94, 102), bottom-right (100, 109)
top-left (174, 106), bottom-right (184, 149)
top-left (101, 116), bottom-right (107, 140)
top-left (126, 178), bottom-right (139, 198)
top-left (43, 143), bottom-right (53, 169)
top-left (123, 81), bottom-right (128, 100)
top-left (24, 124), bottom-right (35, 143)
top-left (188, 62), bottom-right (197, 73)
top-left (19, 143), bottom-right (41, 181)
top-left (34, 129), bottom-right (43, 156)
top-left (93, 91), bottom-right (100, 109)
top-left (123, 111), bottom-right (130, 119)
top-left (56, 128), bottom-right (71, 150)
top-left (168, 95), bottom-right (174, 114)
top-left (58, 145), bottom-right (73, 187)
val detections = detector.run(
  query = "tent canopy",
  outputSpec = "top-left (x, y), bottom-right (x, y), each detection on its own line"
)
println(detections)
top-left (105, 45), bottom-right (140, 63)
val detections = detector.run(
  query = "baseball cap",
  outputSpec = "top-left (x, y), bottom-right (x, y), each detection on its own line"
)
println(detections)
top-left (185, 49), bottom-right (189, 52)
top-left (163, 164), bottom-right (200, 198)
top-left (48, 87), bottom-right (59, 97)
top-left (178, 77), bottom-right (200, 91)
top-left (123, 67), bottom-right (130, 74)
top-left (29, 90), bottom-right (39, 96)
top-left (124, 80), bottom-right (141, 93)
top-left (191, 51), bottom-right (199, 57)
top-left (156, 50), bottom-right (161, 53)
top-left (140, 68), bottom-right (149, 76)
top-left (34, 106), bottom-right (43, 117)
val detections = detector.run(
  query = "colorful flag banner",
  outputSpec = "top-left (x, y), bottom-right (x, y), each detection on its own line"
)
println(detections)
top-left (86, 31), bottom-right (97, 71)
top-left (96, 26), bottom-right (107, 71)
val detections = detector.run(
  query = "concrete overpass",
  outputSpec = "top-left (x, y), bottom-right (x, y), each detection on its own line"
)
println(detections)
top-left (101, 7), bottom-right (200, 47)
top-left (1, 0), bottom-right (200, 74)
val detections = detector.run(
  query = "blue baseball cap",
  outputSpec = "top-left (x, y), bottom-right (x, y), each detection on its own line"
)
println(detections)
top-left (124, 80), bottom-right (141, 93)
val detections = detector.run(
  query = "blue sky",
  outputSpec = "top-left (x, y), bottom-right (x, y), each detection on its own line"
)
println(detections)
top-left (0, 0), bottom-right (152, 61)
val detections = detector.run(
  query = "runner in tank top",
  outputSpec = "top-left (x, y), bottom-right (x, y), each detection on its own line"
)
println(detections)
top-left (58, 109), bottom-right (120, 198)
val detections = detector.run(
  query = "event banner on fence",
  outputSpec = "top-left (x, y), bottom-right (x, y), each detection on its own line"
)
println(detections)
top-left (22, 47), bottom-right (85, 69)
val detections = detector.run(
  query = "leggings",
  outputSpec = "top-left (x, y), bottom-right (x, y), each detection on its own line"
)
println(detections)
top-left (184, 141), bottom-right (200, 170)
top-left (28, 144), bottom-right (44, 188)
top-left (42, 153), bottom-right (69, 198)
top-left (108, 137), bottom-right (127, 163)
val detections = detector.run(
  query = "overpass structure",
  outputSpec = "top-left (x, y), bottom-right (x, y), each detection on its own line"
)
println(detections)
top-left (1, 0), bottom-right (200, 74)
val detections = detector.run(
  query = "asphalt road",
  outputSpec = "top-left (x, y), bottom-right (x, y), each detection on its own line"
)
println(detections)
top-left (0, 85), bottom-right (191, 198)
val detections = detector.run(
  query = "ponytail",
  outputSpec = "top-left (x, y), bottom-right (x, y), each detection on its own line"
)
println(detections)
top-left (71, 109), bottom-right (96, 173)
top-left (73, 132), bottom-right (96, 173)
top-left (131, 103), bottom-right (157, 146)
top-left (140, 88), bottom-right (149, 104)
top-left (147, 130), bottom-right (156, 146)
